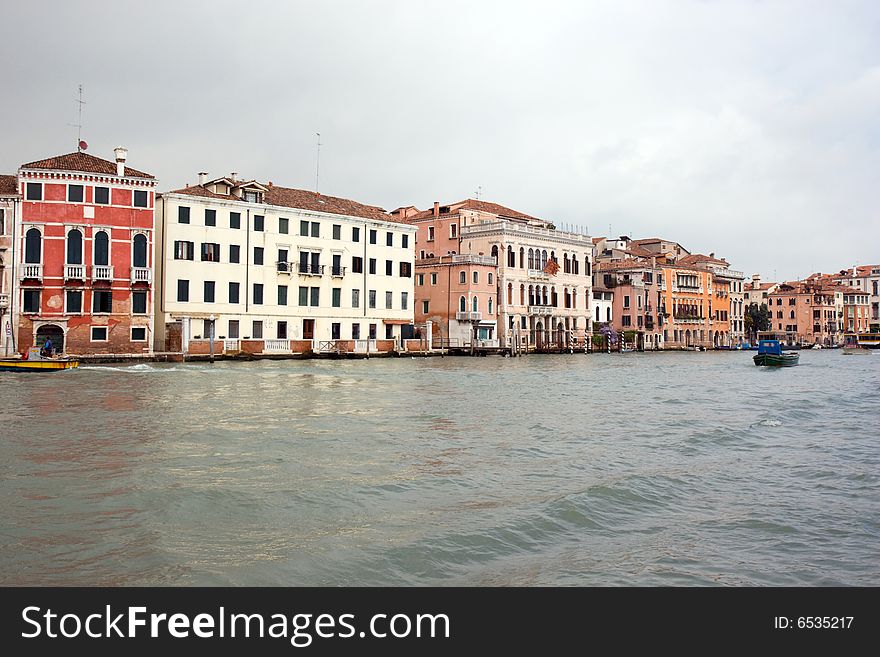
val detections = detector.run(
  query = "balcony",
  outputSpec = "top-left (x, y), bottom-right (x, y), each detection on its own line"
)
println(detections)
top-left (331, 266), bottom-right (346, 277)
top-left (263, 339), bottom-right (291, 354)
top-left (65, 264), bottom-right (86, 281)
top-left (298, 263), bottom-right (324, 276)
top-left (92, 265), bottom-right (114, 281)
top-left (456, 311), bottom-right (483, 322)
top-left (528, 269), bottom-right (549, 280)
top-left (452, 254), bottom-right (497, 266)
top-left (528, 305), bottom-right (553, 316)
top-left (19, 264), bottom-right (43, 281)
top-left (131, 267), bottom-right (152, 284)
top-left (276, 262), bottom-right (292, 274)
top-left (673, 315), bottom-right (704, 324)
top-left (0, 293), bottom-right (8, 309)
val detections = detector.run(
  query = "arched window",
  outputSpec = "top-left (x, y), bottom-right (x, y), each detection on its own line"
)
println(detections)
top-left (472, 296), bottom-right (478, 312)
top-left (541, 250), bottom-right (548, 269)
top-left (25, 228), bottom-right (42, 263)
top-left (507, 283), bottom-right (513, 304)
top-left (519, 247), bottom-right (524, 268)
top-left (459, 271), bottom-right (466, 284)
top-left (542, 286), bottom-right (549, 305)
top-left (563, 254), bottom-right (569, 273)
top-left (596, 305), bottom-right (600, 321)
top-left (528, 285), bottom-right (534, 306)
top-left (606, 307), bottom-right (611, 322)
top-left (459, 296), bottom-right (466, 312)
top-left (520, 284), bottom-right (525, 305)
top-left (528, 248), bottom-right (534, 269)
top-left (133, 233), bottom-right (148, 268)
top-left (488, 298), bottom-right (493, 314)
top-left (488, 273), bottom-right (493, 285)
top-left (473, 271), bottom-right (479, 284)
top-left (789, 310), bottom-right (795, 319)
top-left (66, 229), bottom-right (83, 264)
top-left (491, 244), bottom-right (498, 261)
top-left (94, 231), bottom-right (109, 266)
top-left (507, 245), bottom-right (515, 267)
top-left (550, 250), bottom-right (556, 263)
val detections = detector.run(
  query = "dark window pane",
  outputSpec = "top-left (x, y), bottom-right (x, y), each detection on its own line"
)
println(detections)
top-left (66, 290), bottom-right (82, 314)
top-left (25, 228), bottom-right (41, 264)
top-left (133, 190), bottom-right (148, 208)
top-left (230, 212), bottom-right (241, 229)
top-left (68, 185), bottom-right (84, 202)
top-left (254, 215), bottom-right (264, 231)
top-left (229, 282), bottom-right (240, 304)
top-left (229, 245), bottom-right (240, 263)
top-left (94, 186), bottom-right (110, 204)
top-left (253, 283), bottom-right (263, 304)
top-left (133, 234), bottom-right (148, 268)
top-left (177, 279), bottom-right (189, 302)
top-left (26, 183), bottom-right (42, 201)
top-left (94, 231), bottom-right (110, 266)
top-left (132, 291), bottom-right (147, 314)
top-left (178, 206), bottom-right (190, 223)
top-left (205, 209), bottom-right (216, 226)
top-left (204, 281), bottom-right (215, 303)
top-left (66, 229), bottom-right (83, 264)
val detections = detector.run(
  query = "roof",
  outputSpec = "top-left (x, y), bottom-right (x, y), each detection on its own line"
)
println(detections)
top-left (0, 174), bottom-right (18, 196)
top-left (677, 253), bottom-right (729, 266)
top-left (168, 183), bottom-right (397, 223)
top-left (596, 259), bottom-right (653, 271)
top-left (20, 151), bottom-right (155, 179)
top-left (406, 198), bottom-right (542, 223)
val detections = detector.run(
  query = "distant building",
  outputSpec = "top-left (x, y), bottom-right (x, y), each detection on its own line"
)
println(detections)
top-left (595, 258), bottom-right (664, 349)
top-left (13, 149), bottom-right (157, 355)
top-left (0, 175), bottom-right (19, 355)
top-left (831, 266), bottom-right (879, 332)
top-left (768, 280), bottom-right (843, 346)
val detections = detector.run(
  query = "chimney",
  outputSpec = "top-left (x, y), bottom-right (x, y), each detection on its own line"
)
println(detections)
top-left (433, 201), bottom-right (440, 217)
top-left (752, 273), bottom-right (761, 289)
top-left (114, 146), bottom-right (128, 177)
top-left (198, 172), bottom-right (208, 185)
top-left (709, 252), bottom-right (715, 258)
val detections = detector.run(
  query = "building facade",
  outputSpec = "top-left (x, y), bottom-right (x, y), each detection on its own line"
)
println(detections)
top-left (155, 176), bottom-right (416, 355)
top-left (0, 175), bottom-right (19, 355)
top-left (768, 281), bottom-right (843, 346)
top-left (14, 149), bottom-right (157, 355)
top-left (596, 259), bottom-right (664, 349)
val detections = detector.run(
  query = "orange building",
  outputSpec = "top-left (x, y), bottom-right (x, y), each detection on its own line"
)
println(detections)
top-left (768, 281), bottom-right (842, 346)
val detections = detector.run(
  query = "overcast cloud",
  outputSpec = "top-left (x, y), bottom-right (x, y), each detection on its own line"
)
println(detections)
top-left (1, 0), bottom-right (877, 281)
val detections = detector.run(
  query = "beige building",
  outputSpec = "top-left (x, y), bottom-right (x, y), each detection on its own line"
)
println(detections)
top-left (155, 176), bottom-right (416, 355)
top-left (0, 175), bottom-right (19, 355)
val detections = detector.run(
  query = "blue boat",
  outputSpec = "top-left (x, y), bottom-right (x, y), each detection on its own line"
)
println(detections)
top-left (753, 340), bottom-right (799, 367)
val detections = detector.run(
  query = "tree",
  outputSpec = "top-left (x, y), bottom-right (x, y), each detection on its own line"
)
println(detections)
top-left (745, 303), bottom-right (770, 342)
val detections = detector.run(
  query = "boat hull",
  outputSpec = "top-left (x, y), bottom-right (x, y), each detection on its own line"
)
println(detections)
top-left (0, 359), bottom-right (79, 372)
top-left (753, 353), bottom-right (799, 367)
top-left (842, 348), bottom-right (871, 355)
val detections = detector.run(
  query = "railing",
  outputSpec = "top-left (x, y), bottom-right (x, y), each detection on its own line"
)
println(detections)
top-left (528, 269), bottom-right (549, 280)
top-left (19, 264), bottom-right (43, 280)
top-left (0, 293), bottom-right (8, 308)
top-left (473, 338), bottom-right (500, 348)
top-left (528, 305), bottom-right (553, 316)
top-left (456, 311), bottom-right (482, 321)
top-left (276, 261), bottom-right (292, 274)
top-left (317, 340), bottom-right (347, 353)
top-left (92, 265), bottom-right (114, 281)
top-left (461, 220), bottom-right (594, 244)
top-left (353, 339), bottom-right (378, 353)
top-left (224, 339), bottom-right (240, 352)
top-left (298, 263), bottom-right (324, 276)
top-left (452, 254), bottom-right (497, 266)
top-left (331, 266), bottom-right (346, 277)
top-left (263, 339), bottom-right (291, 353)
top-left (65, 264), bottom-right (86, 280)
top-left (131, 267), bottom-right (152, 283)
top-left (673, 315), bottom-right (704, 323)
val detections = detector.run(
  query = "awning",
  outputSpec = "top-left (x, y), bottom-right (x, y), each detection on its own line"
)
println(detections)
top-left (383, 319), bottom-right (411, 325)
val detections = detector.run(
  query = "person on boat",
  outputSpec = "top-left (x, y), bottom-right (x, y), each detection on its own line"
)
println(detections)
top-left (41, 338), bottom-right (53, 357)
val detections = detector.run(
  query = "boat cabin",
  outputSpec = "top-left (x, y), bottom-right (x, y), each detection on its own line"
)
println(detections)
top-left (757, 340), bottom-right (783, 356)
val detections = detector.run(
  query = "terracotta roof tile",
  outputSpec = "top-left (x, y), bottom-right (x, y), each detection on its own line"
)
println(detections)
top-left (677, 253), bottom-right (729, 266)
top-left (21, 151), bottom-right (154, 179)
top-left (0, 174), bottom-right (18, 196)
top-left (405, 198), bottom-right (542, 223)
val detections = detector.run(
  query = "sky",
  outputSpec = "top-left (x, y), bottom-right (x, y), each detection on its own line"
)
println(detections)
top-left (1, 0), bottom-right (878, 281)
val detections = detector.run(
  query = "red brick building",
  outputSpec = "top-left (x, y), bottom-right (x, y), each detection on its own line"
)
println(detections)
top-left (13, 148), bottom-right (157, 355)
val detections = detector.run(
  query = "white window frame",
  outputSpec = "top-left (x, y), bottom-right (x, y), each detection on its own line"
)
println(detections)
top-left (130, 326), bottom-right (148, 342)
top-left (90, 326), bottom-right (109, 342)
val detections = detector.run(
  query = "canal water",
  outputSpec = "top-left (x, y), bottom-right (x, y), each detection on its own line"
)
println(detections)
top-left (1, 351), bottom-right (877, 586)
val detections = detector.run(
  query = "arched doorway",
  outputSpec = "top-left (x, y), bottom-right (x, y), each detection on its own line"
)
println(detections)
top-left (535, 321), bottom-right (544, 350)
top-left (556, 322), bottom-right (565, 347)
top-left (36, 324), bottom-right (65, 354)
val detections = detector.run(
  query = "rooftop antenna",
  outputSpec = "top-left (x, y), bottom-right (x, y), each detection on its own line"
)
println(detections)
top-left (69, 84), bottom-right (86, 151)
top-left (315, 132), bottom-right (321, 193)
top-left (475, 185), bottom-right (482, 200)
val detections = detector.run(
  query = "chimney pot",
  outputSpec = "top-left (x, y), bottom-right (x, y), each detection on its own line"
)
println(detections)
top-left (433, 201), bottom-right (439, 217)
top-left (198, 172), bottom-right (208, 185)
top-left (114, 146), bottom-right (128, 177)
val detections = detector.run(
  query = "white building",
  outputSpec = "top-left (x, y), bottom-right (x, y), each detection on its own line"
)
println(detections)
top-left (155, 176), bottom-right (416, 354)
top-left (0, 175), bottom-right (19, 355)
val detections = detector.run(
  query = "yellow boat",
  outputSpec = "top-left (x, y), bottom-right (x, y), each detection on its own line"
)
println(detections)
top-left (0, 347), bottom-right (79, 372)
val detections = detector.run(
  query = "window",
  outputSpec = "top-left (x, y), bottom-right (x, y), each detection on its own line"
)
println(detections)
top-left (450, 224), bottom-right (457, 238)
top-left (331, 323), bottom-right (341, 340)
top-left (299, 220), bottom-right (309, 236)
top-left (228, 320), bottom-right (239, 338)
top-left (352, 256), bottom-right (363, 273)
top-left (131, 327), bottom-right (147, 341)
top-left (201, 242), bottom-right (221, 262)
top-left (427, 227), bottom-right (434, 241)
top-left (23, 290), bottom-right (40, 313)
top-left (93, 289), bottom-right (113, 313)
top-left (310, 221), bottom-right (319, 237)
top-left (417, 273), bottom-right (424, 286)
top-left (385, 291), bottom-right (393, 309)
top-left (252, 321), bottom-right (263, 339)
top-left (402, 234), bottom-right (409, 249)
top-left (386, 232), bottom-right (393, 247)
top-left (229, 245), bottom-right (240, 263)
top-left (275, 321), bottom-right (287, 340)
top-left (278, 248), bottom-right (289, 272)
top-left (352, 323), bottom-right (361, 339)
top-left (401, 291), bottom-right (408, 310)
top-left (352, 289), bottom-right (361, 308)
top-left (430, 273), bottom-right (437, 285)
top-left (94, 186), bottom-right (109, 204)
top-left (488, 298), bottom-right (493, 314)
top-left (253, 283), bottom-right (264, 304)
top-left (229, 282), bottom-right (240, 304)
top-left (369, 290), bottom-right (376, 308)
top-left (68, 185), bottom-right (84, 202)
top-left (369, 258), bottom-right (377, 275)
top-left (473, 271), bottom-right (479, 284)
top-left (205, 209), bottom-right (216, 226)
top-left (422, 300), bottom-right (429, 314)
top-left (177, 280), bottom-right (189, 302)
top-left (370, 229), bottom-right (377, 244)
top-left (204, 281), bottom-right (215, 303)
top-left (299, 286), bottom-right (309, 306)
top-left (459, 296), bottom-right (466, 312)
top-left (66, 229), bottom-right (83, 264)
top-left (622, 315), bottom-right (632, 327)
top-left (369, 324), bottom-right (377, 340)
top-left (624, 295), bottom-right (630, 309)
top-left (459, 271), bottom-right (466, 284)
top-left (254, 215), bottom-right (264, 231)
top-left (332, 224), bottom-right (341, 240)
top-left (385, 260), bottom-right (393, 276)
top-left (133, 234), bottom-right (148, 268)
top-left (132, 291), bottom-right (147, 314)
top-left (488, 273), bottom-right (493, 285)
top-left (472, 296), bottom-right (478, 312)
top-left (399, 262), bottom-right (412, 278)
top-left (26, 183), bottom-right (42, 201)
top-left (133, 190), bottom-right (148, 208)
top-left (91, 326), bottom-right (108, 341)
top-left (174, 240), bottom-right (194, 261)
top-left (230, 212), bottom-right (241, 229)
top-left (310, 287), bottom-right (320, 306)
top-left (253, 247), bottom-right (264, 265)
top-left (278, 285), bottom-right (288, 306)
top-left (178, 206), bottom-right (190, 223)
top-left (332, 288), bottom-right (341, 308)
top-left (386, 324), bottom-right (394, 339)
top-left (279, 217), bottom-right (289, 234)
top-left (352, 227), bottom-right (360, 242)
top-left (66, 290), bottom-right (83, 314)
